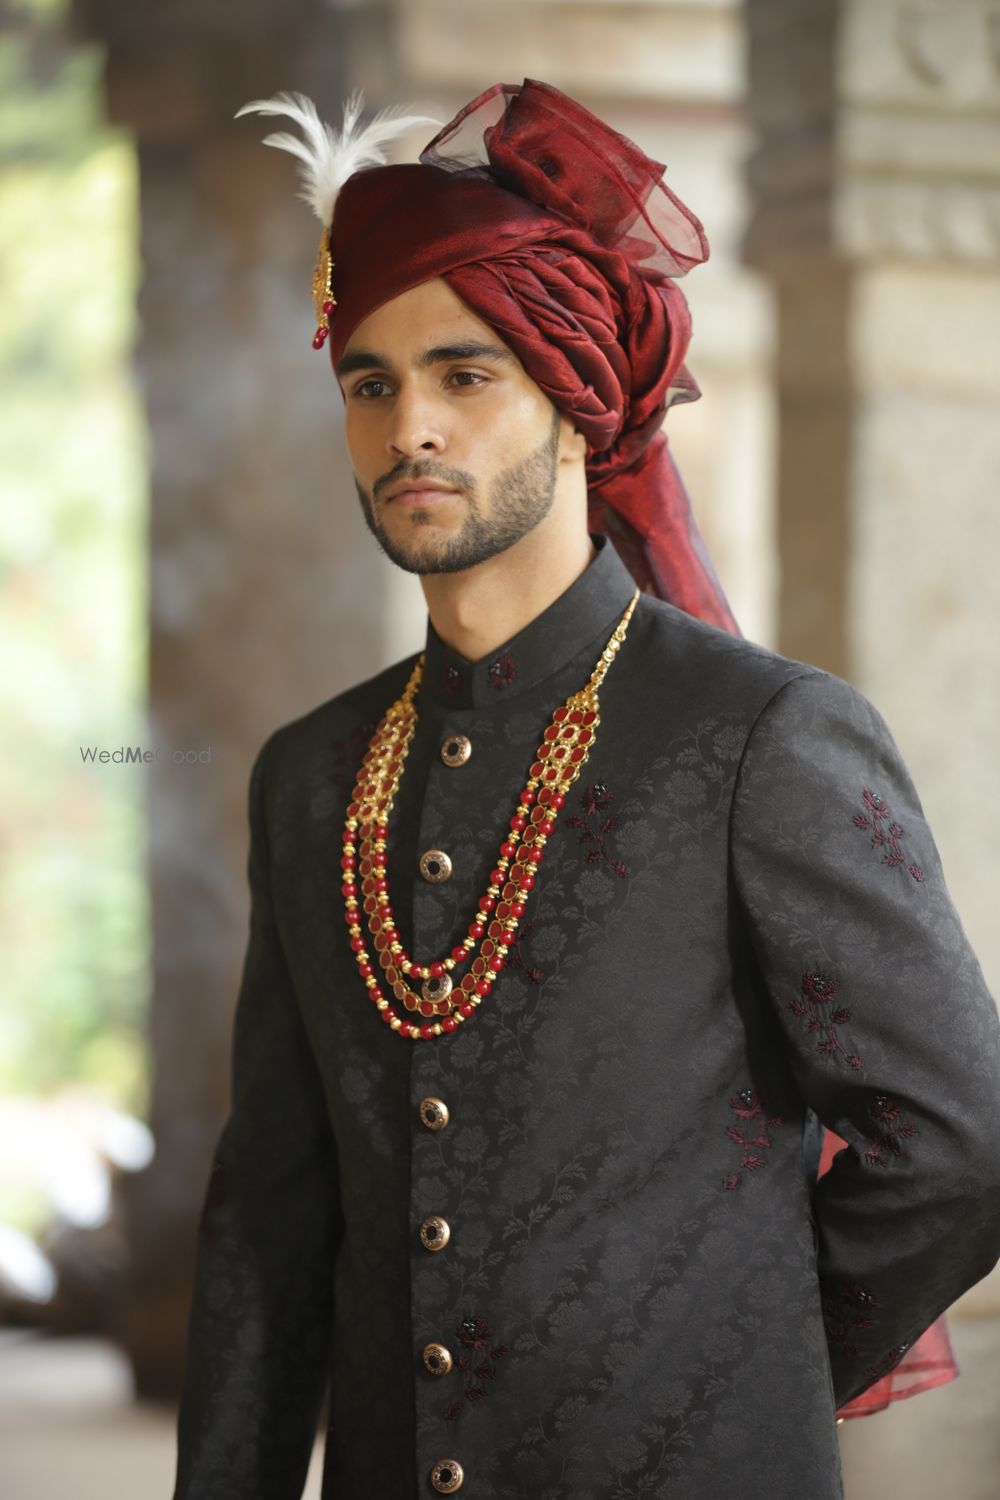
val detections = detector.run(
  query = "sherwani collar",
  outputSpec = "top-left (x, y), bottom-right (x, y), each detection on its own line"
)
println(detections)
top-left (419, 533), bottom-right (637, 710)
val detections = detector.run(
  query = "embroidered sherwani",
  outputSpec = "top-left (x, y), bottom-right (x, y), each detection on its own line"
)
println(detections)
top-left (173, 535), bottom-right (1000, 1500)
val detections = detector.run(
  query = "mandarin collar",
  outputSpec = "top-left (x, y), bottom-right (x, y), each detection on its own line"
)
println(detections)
top-left (420, 534), bottom-right (638, 710)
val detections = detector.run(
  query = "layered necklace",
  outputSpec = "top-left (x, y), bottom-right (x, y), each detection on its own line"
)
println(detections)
top-left (341, 586), bottom-right (640, 1040)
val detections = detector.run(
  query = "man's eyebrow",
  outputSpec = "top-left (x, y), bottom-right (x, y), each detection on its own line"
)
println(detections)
top-left (336, 340), bottom-right (516, 379)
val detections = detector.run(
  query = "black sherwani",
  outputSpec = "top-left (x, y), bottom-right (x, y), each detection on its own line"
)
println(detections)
top-left (173, 534), bottom-right (1000, 1500)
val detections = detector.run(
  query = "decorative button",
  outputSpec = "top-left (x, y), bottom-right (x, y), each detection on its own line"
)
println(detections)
top-left (431, 1458), bottom-right (464, 1493)
top-left (420, 849), bottom-right (453, 883)
top-left (419, 1096), bottom-right (450, 1130)
top-left (441, 733), bottom-right (472, 767)
top-left (422, 1341), bottom-right (454, 1376)
top-left (420, 1215), bottom-right (451, 1251)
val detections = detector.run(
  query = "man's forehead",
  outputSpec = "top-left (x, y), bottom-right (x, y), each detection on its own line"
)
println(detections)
top-left (337, 279), bottom-right (519, 376)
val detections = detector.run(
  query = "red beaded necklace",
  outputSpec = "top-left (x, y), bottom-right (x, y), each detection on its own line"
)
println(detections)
top-left (341, 587), bottom-right (640, 1040)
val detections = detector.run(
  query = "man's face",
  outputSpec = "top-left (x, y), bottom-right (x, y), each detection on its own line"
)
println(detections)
top-left (337, 277), bottom-right (568, 575)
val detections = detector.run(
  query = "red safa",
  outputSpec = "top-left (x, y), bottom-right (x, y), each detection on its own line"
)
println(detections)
top-left (327, 80), bottom-right (738, 635)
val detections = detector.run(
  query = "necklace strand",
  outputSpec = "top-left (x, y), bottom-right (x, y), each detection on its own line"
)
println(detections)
top-left (341, 586), bottom-right (640, 1040)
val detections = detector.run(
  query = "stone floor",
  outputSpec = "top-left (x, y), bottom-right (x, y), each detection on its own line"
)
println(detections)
top-left (0, 1319), bottom-right (997, 1497)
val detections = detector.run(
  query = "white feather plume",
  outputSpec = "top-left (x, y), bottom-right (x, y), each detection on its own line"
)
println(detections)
top-left (235, 89), bottom-right (440, 227)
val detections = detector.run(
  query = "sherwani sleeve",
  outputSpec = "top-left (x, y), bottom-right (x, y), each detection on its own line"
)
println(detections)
top-left (730, 670), bottom-right (1000, 1409)
top-left (173, 732), bottom-right (342, 1500)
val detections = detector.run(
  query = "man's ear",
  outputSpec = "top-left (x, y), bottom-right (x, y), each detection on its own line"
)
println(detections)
top-left (557, 412), bottom-right (587, 464)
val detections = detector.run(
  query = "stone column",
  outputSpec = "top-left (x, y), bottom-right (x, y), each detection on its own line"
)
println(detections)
top-left (70, 0), bottom-right (417, 1393)
top-left (745, 0), bottom-right (1000, 1311)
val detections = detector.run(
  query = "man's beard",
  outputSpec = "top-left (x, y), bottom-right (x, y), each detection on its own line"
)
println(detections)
top-left (354, 410), bottom-right (562, 576)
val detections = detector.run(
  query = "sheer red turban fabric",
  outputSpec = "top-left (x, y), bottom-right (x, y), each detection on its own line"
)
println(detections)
top-left (326, 79), bottom-right (739, 635)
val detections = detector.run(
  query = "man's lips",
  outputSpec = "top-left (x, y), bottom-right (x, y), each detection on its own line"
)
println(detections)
top-left (384, 480), bottom-right (460, 507)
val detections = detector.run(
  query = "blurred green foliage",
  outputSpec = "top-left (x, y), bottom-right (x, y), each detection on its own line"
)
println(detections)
top-left (0, 0), bottom-right (149, 1139)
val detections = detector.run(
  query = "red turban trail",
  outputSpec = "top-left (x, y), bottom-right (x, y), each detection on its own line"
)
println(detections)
top-left (326, 80), bottom-right (739, 636)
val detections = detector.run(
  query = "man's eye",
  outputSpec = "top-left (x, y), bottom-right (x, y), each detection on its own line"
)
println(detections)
top-left (448, 370), bottom-right (487, 388)
top-left (354, 379), bottom-right (390, 399)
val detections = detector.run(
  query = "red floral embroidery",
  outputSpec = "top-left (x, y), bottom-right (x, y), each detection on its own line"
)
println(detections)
top-left (722, 1089), bottom-right (784, 1189)
top-left (853, 789), bottom-right (925, 883)
top-left (863, 1094), bottom-right (918, 1168)
top-left (504, 918), bottom-right (542, 985)
top-left (565, 783), bottom-right (629, 877)
top-left (788, 971), bottom-right (865, 1071)
top-left (442, 1314), bottom-right (510, 1421)
top-left (823, 1282), bottom-right (880, 1359)
top-left (862, 1341), bottom-right (910, 1385)
top-left (445, 664), bottom-right (463, 695)
top-left (488, 652), bottom-right (516, 690)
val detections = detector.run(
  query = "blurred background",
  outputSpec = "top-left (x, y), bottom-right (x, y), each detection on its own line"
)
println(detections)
top-left (1, 0), bottom-right (998, 1495)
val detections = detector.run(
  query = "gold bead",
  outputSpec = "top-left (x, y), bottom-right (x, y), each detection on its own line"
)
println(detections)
top-left (376, 999), bottom-right (388, 1011)
top-left (365, 977), bottom-right (376, 989)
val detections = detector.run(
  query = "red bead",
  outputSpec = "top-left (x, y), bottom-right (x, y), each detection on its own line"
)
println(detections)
top-left (344, 909), bottom-right (358, 925)
top-left (550, 792), bottom-right (565, 809)
top-left (519, 875), bottom-right (535, 890)
top-left (399, 1022), bottom-right (414, 1037)
top-left (493, 956), bottom-right (506, 971)
top-left (490, 868), bottom-right (503, 885)
top-left (469, 921), bottom-right (485, 939)
top-left (420, 1023), bottom-right (435, 1039)
top-left (312, 330), bottom-right (327, 350)
top-left (478, 895), bottom-right (495, 913)
top-left (458, 1002), bottom-right (475, 1018)
top-left (451, 945), bottom-right (466, 962)
top-left (341, 882), bottom-right (357, 898)
top-left (375, 877), bottom-right (388, 891)
top-left (358, 962), bottom-right (373, 978)
top-left (429, 961), bottom-right (446, 978)
top-left (531, 845), bottom-right (545, 863)
top-left (340, 854), bottom-right (356, 869)
top-left (350, 936), bottom-right (365, 952)
top-left (510, 814), bottom-right (527, 831)
top-left (522, 787), bottom-right (536, 803)
top-left (381, 904), bottom-right (394, 918)
top-left (475, 979), bottom-right (491, 997)
top-left (510, 901), bottom-right (526, 918)
top-left (381, 1007), bottom-right (396, 1024)
top-left (374, 824), bottom-right (388, 839)
top-left (369, 987), bottom-right (382, 1002)
top-left (500, 841), bottom-right (516, 858)
top-left (322, 298), bottom-right (335, 316)
top-left (441, 1016), bottom-right (458, 1033)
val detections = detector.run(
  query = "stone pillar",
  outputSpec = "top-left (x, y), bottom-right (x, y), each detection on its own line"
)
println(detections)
top-left (745, 0), bottom-right (1000, 1311)
top-left (70, 0), bottom-right (418, 1393)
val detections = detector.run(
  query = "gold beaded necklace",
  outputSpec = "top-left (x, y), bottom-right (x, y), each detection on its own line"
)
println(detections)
top-left (341, 586), bottom-right (640, 1040)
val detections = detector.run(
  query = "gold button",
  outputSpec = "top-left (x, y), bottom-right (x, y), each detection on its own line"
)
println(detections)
top-left (419, 1215), bottom-right (451, 1251)
top-left (431, 1458), bottom-right (464, 1493)
top-left (422, 1341), bottom-right (454, 1376)
top-left (419, 1096), bottom-right (450, 1130)
top-left (441, 734), bottom-right (472, 768)
top-left (419, 848), bottom-right (453, 883)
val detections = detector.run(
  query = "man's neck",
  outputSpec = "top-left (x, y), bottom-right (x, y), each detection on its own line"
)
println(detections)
top-left (420, 520), bottom-right (597, 664)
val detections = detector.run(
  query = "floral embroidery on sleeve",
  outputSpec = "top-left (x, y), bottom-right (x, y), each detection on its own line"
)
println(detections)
top-left (862, 1094), bottom-right (918, 1167)
top-left (822, 1282), bottom-right (879, 1359)
top-left (788, 971), bottom-right (865, 1071)
top-left (488, 652), bottom-right (516, 690)
top-left (722, 1090), bottom-right (784, 1190)
top-left (852, 789), bottom-right (925, 883)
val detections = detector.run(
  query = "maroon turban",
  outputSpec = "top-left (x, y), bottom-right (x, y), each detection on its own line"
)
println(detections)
top-left (327, 79), bottom-right (738, 635)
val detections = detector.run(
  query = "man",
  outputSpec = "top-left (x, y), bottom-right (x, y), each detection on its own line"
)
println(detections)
top-left (172, 81), bottom-right (1000, 1499)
